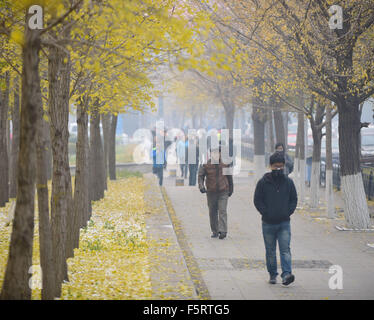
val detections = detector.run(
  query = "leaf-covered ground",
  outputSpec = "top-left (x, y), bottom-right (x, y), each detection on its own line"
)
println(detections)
top-left (60, 177), bottom-right (152, 299)
top-left (0, 176), bottom-right (165, 299)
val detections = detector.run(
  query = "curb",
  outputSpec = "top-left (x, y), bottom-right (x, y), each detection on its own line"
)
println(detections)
top-left (160, 186), bottom-right (211, 300)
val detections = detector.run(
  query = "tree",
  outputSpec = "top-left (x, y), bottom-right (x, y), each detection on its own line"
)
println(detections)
top-left (1, 14), bottom-right (41, 300)
top-left (35, 72), bottom-right (55, 300)
top-left (73, 95), bottom-right (90, 238)
top-left (308, 96), bottom-right (325, 208)
top-left (1, 0), bottom-right (212, 299)
top-left (295, 107), bottom-right (306, 203)
top-left (205, 0), bottom-right (374, 228)
top-left (89, 104), bottom-right (106, 201)
top-left (0, 72), bottom-right (9, 207)
top-left (1, 0), bottom-right (84, 299)
top-left (9, 76), bottom-right (20, 198)
top-left (108, 114), bottom-right (118, 180)
top-left (256, 0), bottom-right (374, 228)
top-left (325, 103), bottom-right (336, 218)
top-left (252, 96), bottom-right (267, 182)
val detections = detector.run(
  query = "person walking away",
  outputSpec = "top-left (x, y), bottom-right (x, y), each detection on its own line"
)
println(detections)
top-left (188, 136), bottom-right (199, 186)
top-left (152, 144), bottom-right (165, 186)
top-left (274, 142), bottom-right (294, 176)
top-left (254, 152), bottom-right (297, 285)
top-left (198, 147), bottom-right (233, 239)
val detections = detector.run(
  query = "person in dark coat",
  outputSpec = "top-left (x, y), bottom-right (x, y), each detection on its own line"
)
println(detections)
top-left (275, 142), bottom-right (294, 176)
top-left (198, 146), bottom-right (233, 239)
top-left (254, 152), bottom-right (297, 286)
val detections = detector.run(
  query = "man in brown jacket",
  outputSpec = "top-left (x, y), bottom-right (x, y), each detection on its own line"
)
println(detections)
top-left (198, 147), bottom-right (233, 239)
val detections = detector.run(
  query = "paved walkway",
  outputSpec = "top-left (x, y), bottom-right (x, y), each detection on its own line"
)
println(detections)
top-left (161, 164), bottom-right (374, 300)
top-left (144, 174), bottom-right (198, 299)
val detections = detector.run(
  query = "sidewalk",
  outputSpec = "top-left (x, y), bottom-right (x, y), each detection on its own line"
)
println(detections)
top-left (161, 164), bottom-right (374, 300)
top-left (144, 174), bottom-right (198, 299)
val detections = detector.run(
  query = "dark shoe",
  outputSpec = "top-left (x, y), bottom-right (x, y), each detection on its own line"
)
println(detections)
top-left (211, 232), bottom-right (219, 238)
top-left (269, 275), bottom-right (277, 284)
top-left (219, 232), bottom-right (226, 239)
top-left (282, 274), bottom-right (295, 286)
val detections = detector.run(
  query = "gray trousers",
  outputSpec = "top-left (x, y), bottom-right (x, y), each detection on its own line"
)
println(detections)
top-left (207, 191), bottom-right (229, 234)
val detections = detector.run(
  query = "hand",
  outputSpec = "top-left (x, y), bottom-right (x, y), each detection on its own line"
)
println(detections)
top-left (200, 187), bottom-right (207, 194)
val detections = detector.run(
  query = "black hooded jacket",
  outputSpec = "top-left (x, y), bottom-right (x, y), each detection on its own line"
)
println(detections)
top-left (253, 172), bottom-right (297, 224)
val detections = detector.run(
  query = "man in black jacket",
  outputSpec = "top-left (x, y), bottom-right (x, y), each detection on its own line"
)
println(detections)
top-left (254, 152), bottom-right (297, 286)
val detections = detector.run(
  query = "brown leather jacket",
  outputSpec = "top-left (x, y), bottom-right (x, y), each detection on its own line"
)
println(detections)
top-left (198, 160), bottom-right (233, 193)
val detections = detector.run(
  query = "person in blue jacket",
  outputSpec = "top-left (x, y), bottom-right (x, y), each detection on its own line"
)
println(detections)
top-left (152, 144), bottom-right (165, 186)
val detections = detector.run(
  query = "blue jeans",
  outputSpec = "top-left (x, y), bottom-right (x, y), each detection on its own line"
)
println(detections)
top-left (189, 164), bottom-right (198, 186)
top-left (262, 221), bottom-right (292, 278)
top-left (180, 164), bottom-right (188, 178)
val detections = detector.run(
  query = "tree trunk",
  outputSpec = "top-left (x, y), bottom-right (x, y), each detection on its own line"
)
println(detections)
top-left (200, 108), bottom-right (204, 129)
top-left (0, 72), bottom-right (10, 207)
top-left (35, 76), bottom-right (55, 300)
top-left (6, 108), bottom-right (11, 187)
top-left (48, 36), bottom-right (71, 296)
top-left (252, 101), bottom-right (266, 183)
top-left (180, 110), bottom-right (185, 129)
top-left (224, 103), bottom-right (235, 138)
top-left (46, 122), bottom-right (52, 181)
top-left (102, 113), bottom-right (110, 186)
top-left (284, 111), bottom-right (289, 147)
top-left (310, 139), bottom-right (321, 208)
top-left (309, 103), bottom-right (324, 208)
top-left (267, 109), bottom-right (275, 153)
top-left (9, 77), bottom-right (20, 198)
top-left (337, 98), bottom-right (370, 228)
top-left (223, 102), bottom-right (235, 159)
top-left (89, 107), bottom-right (105, 201)
top-left (273, 106), bottom-right (286, 148)
top-left (192, 108), bottom-right (198, 129)
top-left (0, 25), bottom-right (40, 300)
top-left (74, 96), bottom-right (90, 251)
top-left (296, 111), bottom-right (306, 203)
top-left (109, 114), bottom-right (118, 180)
top-left (325, 104), bottom-right (335, 219)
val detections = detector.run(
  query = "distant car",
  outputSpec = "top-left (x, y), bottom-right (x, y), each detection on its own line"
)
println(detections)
top-left (287, 133), bottom-right (297, 152)
top-left (288, 123), bottom-right (297, 135)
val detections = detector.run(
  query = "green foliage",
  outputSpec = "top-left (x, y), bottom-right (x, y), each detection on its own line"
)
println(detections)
top-left (83, 239), bottom-right (103, 251)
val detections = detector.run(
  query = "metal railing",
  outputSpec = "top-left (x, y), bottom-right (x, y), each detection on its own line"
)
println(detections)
top-left (241, 143), bottom-right (254, 162)
top-left (320, 162), bottom-right (374, 200)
